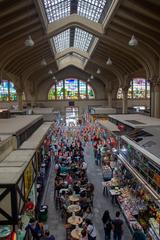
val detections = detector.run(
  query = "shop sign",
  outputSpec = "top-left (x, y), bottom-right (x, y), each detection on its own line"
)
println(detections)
top-left (24, 161), bottom-right (33, 199)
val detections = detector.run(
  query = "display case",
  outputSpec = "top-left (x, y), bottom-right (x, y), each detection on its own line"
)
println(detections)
top-left (119, 136), bottom-right (160, 195)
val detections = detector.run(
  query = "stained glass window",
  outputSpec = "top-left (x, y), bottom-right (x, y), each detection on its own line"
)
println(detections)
top-left (87, 84), bottom-right (95, 99)
top-left (146, 80), bottom-right (150, 98)
top-left (9, 82), bottom-right (17, 101)
top-left (65, 79), bottom-right (78, 99)
top-left (128, 85), bottom-right (132, 99)
top-left (116, 78), bottom-right (150, 99)
top-left (79, 81), bottom-right (87, 99)
top-left (0, 80), bottom-right (17, 101)
top-left (133, 78), bottom-right (146, 99)
top-left (48, 85), bottom-right (56, 100)
top-left (57, 81), bottom-right (64, 99)
top-left (117, 88), bottom-right (123, 99)
top-left (0, 80), bottom-right (9, 101)
top-left (48, 79), bottom-right (95, 100)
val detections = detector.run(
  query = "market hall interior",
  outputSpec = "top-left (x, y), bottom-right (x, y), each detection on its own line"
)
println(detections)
top-left (0, 1), bottom-right (160, 240)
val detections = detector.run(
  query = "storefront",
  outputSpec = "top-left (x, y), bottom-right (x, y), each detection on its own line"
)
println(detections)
top-left (117, 136), bottom-right (160, 239)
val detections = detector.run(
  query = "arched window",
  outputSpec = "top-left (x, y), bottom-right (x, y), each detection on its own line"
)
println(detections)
top-left (48, 79), bottom-right (95, 100)
top-left (0, 80), bottom-right (17, 101)
top-left (117, 78), bottom-right (150, 99)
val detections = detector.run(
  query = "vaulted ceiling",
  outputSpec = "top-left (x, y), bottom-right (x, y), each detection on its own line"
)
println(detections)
top-left (0, 0), bottom-right (160, 94)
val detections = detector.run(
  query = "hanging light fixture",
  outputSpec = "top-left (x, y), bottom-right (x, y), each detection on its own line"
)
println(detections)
top-left (24, 35), bottom-right (35, 47)
top-left (128, 35), bottom-right (138, 47)
top-left (90, 75), bottom-right (94, 80)
top-left (96, 68), bottom-right (101, 74)
top-left (41, 58), bottom-right (47, 66)
top-left (87, 78), bottom-right (90, 82)
top-left (106, 57), bottom-right (112, 65)
top-left (48, 70), bottom-right (53, 75)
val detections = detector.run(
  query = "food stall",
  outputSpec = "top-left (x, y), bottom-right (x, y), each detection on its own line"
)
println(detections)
top-left (0, 150), bottom-right (36, 224)
top-left (20, 122), bottom-right (54, 206)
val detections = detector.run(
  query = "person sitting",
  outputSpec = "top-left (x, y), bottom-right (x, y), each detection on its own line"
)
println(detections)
top-left (80, 229), bottom-right (88, 240)
top-left (83, 206), bottom-right (93, 220)
top-left (41, 230), bottom-right (55, 240)
top-left (65, 173), bottom-right (73, 185)
top-left (73, 181), bottom-right (81, 194)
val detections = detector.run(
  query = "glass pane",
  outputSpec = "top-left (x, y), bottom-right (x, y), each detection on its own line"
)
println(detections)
top-left (65, 79), bottom-right (78, 99)
top-left (117, 88), bottom-right (123, 99)
top-left (53, 29), bottom-right (70, 53)
top-left (48, 85), bottom-right (56, 100)
top-left (88, 84), bottom-right (95, 99)
top-left (57, 81), bottom-right (64, 99)
top-left (0, 80), bottom-right (9, 101)
top-left (128, 86), bottom-right (132, 99)
top-left (77, 0), bottom-right (107, 23)
top-left (74, 28), bottom-right (93, 52)
top-left (43, 0), bottom-right (70, 23)
top-left (133, 78), bottom-right (146, 99)
top-left (9, 81), bottom-right (17, 101)
top-left (147, 80), bottom-right (150, 98)
top-left (79, 80), bottom-right (86, 99)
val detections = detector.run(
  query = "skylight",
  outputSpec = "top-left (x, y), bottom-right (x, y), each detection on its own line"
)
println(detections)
top-left (53, 29), bottom-right (70, 53)
top-left (74, 28), bottom-right (93, 51)
top-left (53, 28), bottom-right (94, 53)
top-left (77, 0), bottom-right (107, 23)
top-left (43, 0), bottom-right (70, 23)
top-left (43, 0), bottom-right (110, 23)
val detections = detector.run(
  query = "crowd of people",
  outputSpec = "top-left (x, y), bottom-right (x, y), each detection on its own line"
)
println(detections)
top-left (25, 123), bottom-right (146, 240)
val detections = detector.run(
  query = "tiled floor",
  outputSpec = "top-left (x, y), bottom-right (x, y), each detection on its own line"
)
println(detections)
top-left (44, 142), bottom-right (132, 240)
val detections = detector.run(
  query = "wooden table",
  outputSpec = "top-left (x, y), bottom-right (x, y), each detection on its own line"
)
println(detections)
top-left (68, 216), bottom-right (83, 225)
top-left (69, 195), bottom-right (79, 202)
top-left (71, 228), bottom-right (83, 239)
top-left (67, 204), bottom-right (81, 213)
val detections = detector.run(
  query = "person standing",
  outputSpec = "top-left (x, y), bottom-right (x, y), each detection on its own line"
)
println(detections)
top-left (102, 210), bottom-right (112, 240)
top-left (112, 211), bottom-right (123, 240)
top-left (132, 224), bottom-right (146, 240)
top-left (85, 219), bottom-right (96, 240)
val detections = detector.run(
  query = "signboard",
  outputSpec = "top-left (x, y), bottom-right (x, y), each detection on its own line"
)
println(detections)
top-left (24, 161), bottom-right (33, 199)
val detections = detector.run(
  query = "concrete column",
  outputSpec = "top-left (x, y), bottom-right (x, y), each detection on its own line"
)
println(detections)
top-left (150, 82), bottom-right (155, 117)
top-left (108, 92), bottom-right (112, 107)
top-left (154, 83), bottom-right (160, 118)
top-left (122, 89), bottom-right (128, 114)
top-left (17, 92), bottom-right (23, 111)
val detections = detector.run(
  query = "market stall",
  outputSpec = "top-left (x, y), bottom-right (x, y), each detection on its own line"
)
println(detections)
top-left (0, 150), bottom-right (36, 225)
top-left (117, 142), bottom-right (160, 240)
top-left (20, 122), bottom-right (54, 206)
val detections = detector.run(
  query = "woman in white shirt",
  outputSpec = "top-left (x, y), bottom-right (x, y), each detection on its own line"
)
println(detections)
top-left (85, 219), bottom-right (96, 240)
